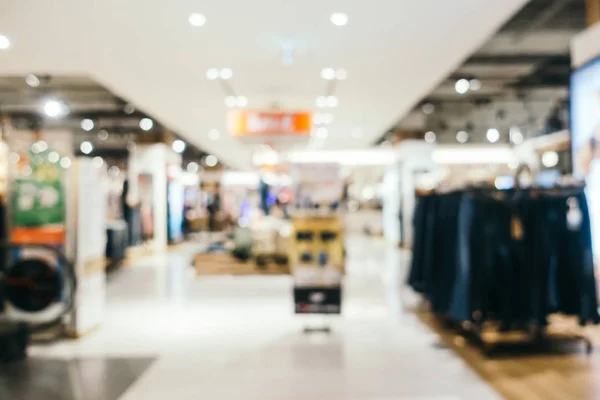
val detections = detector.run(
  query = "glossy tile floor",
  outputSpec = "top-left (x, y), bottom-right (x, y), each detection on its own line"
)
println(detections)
top-left (24, 234), bottom-right (500, 400)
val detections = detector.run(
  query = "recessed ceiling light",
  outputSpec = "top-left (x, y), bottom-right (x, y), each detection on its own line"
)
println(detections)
top-left (43, 99), bottom-right (65, 118)
top-left (206, 68), bottom-right (219, 80)
top-left (456, 130), bottom-right (469, 143)
top-left (92, 156), bottom-right (104, 168)
top-left (81, 118), bottom-right (94, 131)
top-left (316, 96), bottom-right (327, 108)
top-left (487, 128), bottom-right (500, 143)
top-left (219, 68), bottom-right (233, 80)
top-left (139, 117), bottom-right (153, 131)
top-left (469, 79), bottom-right (481, 91)
top-left (97, 129), bottom-right (109, 141)
top-left (336, 69), bottom-right (348, 80)
top-left (225, 96), bottom-right (237, 107)
top-left (25, 74), bottom-right (40, 87)
top-left (187, 162), bottom-right (199, 173)
top-left (315, 127), bottom-right (328, 139)
top-left (421, 103), bottom-right (435, 115)
top-left (455, 79), bottom-right (470, 94)
top-left (80, 141), bottom-right (94, 155)
top-left (321, 68), bottom-right (336, 80)
top-left (322, 113), bottom-right (334, 124)
top-left (188, 13), bottom-right (206, 27)
top-left (109, 166), bottom-right (120, 177)
top-left (60, 157), bottom-right (72, 169)
top-left (124, 103), bottom-right (136, 114)
top-left (0, 35), bottom-right (11, 50)
top-left (204, 154), bottom-right (218, 167)
top-left (509, 126), bottom-right (524, 144)
top-left (424, 131), bottom-right (436, 143)
top-left (172, 139), bottom-right (186, 153)
top-left (208, 129), bottom-right (220, 140)
top-left (326, 96), bottom-right (338, 108)
top-left (48, 151), bottom-right (60, 164)
top-left (236, 96), bottom-right (248, 107)
top-left (542, 151), bottom-right (559, 168)
top-left (330, 13), bottom-right (349, 26)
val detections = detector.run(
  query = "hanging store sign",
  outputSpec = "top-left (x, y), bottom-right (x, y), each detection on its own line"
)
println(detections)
top-left (228, 110), bottom-right (312, 137)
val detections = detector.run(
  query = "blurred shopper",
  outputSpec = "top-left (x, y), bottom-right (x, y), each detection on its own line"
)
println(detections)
top-left (207, 183), bottom-right (222, 232)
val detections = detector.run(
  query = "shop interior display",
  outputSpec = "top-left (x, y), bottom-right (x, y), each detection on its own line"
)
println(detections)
top-left (409, 185), bottom-right (599, 355)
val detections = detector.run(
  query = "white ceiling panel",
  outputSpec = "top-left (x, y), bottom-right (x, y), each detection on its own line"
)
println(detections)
top-left (0, 0), bottom-right (527, 168)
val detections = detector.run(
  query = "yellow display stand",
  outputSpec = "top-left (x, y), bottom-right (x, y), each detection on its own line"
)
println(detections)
top-left (290, 214), bottom-right (344, 274)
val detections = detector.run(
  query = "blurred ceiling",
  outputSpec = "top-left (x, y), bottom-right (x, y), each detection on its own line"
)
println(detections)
top-left (0, 0), bottom-right (528, 167)
top-left (390, 0), bottom-right (586, 145)
top-left (0, 76), bottom-right (209, 167)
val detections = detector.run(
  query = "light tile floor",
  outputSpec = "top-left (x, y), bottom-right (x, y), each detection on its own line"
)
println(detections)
top-left (30, 235), bottom-right (501, 400)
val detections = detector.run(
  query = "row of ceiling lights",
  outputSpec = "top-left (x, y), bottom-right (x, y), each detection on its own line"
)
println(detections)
top-left (455, 78), bottom-right (482, 95)
top-left (423, 126), bottom-right (525, 145)
top-left (186, 10), bottom-right (350, 145)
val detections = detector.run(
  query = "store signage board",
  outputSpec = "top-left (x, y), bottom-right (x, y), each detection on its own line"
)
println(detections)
top-left (228, 110), bottom-right (312, 137)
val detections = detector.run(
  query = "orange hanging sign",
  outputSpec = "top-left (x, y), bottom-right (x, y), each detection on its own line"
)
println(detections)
top-left (228, 110), bottom-right (312, 137)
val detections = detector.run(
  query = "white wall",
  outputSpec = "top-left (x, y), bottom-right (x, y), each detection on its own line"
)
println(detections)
top-left (572, 22), bottom-right (600, 68)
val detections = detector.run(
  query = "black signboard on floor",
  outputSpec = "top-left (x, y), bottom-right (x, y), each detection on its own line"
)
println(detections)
top-left (293, 286), bottom-right (342, 314)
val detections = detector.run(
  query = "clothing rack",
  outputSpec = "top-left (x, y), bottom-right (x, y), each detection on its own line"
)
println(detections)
top-left (408, 186), bottom-right (599, 356)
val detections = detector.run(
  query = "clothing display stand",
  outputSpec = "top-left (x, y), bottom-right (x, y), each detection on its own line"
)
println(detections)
top-left (291, 213), bottom-right (344, 334)
top-left (408, 185), bottom-right (599, 357)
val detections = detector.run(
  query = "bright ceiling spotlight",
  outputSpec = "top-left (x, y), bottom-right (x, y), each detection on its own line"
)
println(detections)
top-left (43, 99), bottom-right (66, 118)
top-left (81, 118), bottom-right (94, 131)
top-left (60, 157), bottom-right (72, 169)
top-left (330, 12), bottom-right (349, 26)
top-left (336, 69), bottom-right (348, 80)
top-left (455, 79), bottom-right (470, 94)
top-left (139, 118), bottom-right (153, 131)
top-left (315, 127), bottom-right (328, 139)
top-left (204, 154), bottom-right (218, 167)
top-left (225, 96), bottom-right (237, 107)
top-left (208, 129), bottom-right (220, 140)
top-left (188, 13), bottom-right (206, 27)
top-left (0, 35), bottom-right (10, 50)
top-left (469, 79), bottom-right (481, 91)
top-left (424, 131), bottom-right (436, 143)
top-left (25, 74), bottom-right (40, 87)
top-left (456, 130), bottom-right (469, 143)
top-left (219, 68), bottom-right (233, 80)
top-left (205, 68), bottom-right (219, 80)
top-left (542, 151), bottom-right (559, 168)
top-left (80, 141), bottom-right (94, 155)
top-left (187, 161), bottom-right (199, 173)
top-left (92, 156), bottom-right (104, 168)
top-left (316, 96), bottom-right (327, 108)
top-left (172, 139), bottom-right (186, 153)
top-left (236, 96), bottom-right (248, 107)
top-left (326, 96), bottom-right (338, 108)
top-left (321, 68), bottom-right (336, 80)
top-left (486, 128), bottom-right (500, 143)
